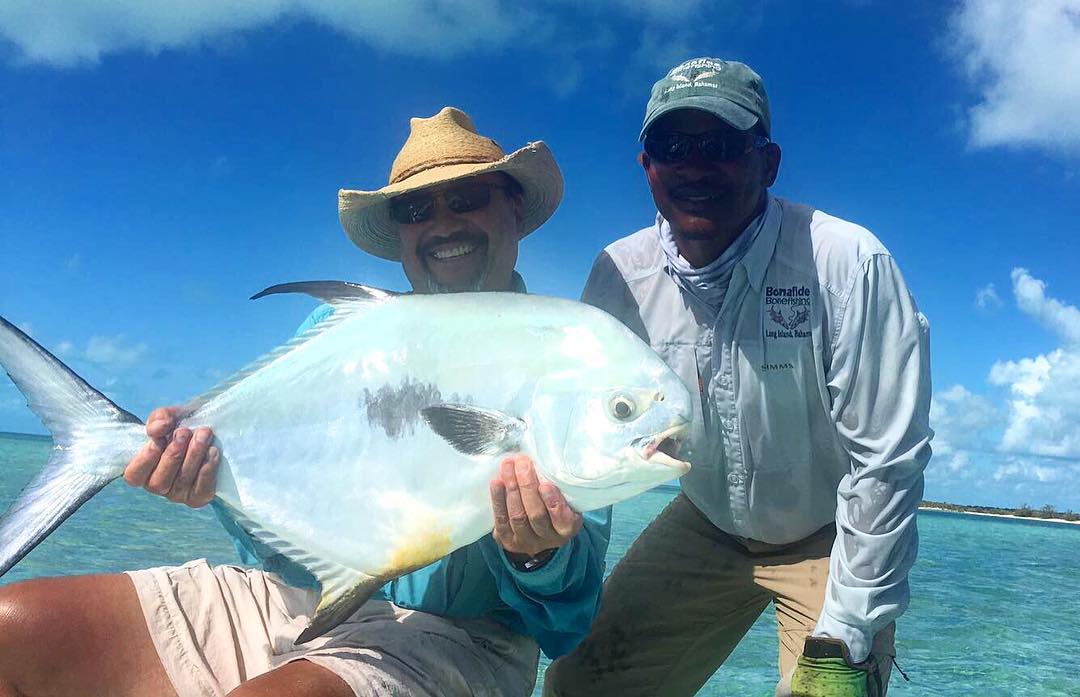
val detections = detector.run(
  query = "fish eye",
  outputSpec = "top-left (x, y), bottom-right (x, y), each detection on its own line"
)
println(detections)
top-left (610, 395), bottom-right (637, 421)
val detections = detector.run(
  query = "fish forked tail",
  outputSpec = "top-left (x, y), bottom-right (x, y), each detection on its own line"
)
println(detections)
top-left (0, 315), bottom-right (147, 577)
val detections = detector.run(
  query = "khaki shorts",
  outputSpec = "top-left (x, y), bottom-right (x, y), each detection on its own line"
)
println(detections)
top-left (126, 560), bottom-right (538, 697)
top-left (544, 493), bottom-right (894, 697)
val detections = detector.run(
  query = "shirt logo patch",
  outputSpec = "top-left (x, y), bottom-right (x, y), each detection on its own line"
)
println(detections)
top-left (765, 285), bottom-right (812, 339)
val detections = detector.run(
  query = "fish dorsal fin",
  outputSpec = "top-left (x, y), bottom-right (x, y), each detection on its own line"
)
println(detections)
top-left (212, 500), bottom-right (383, 644)
top-left (421, 404), bottom-right (525, 456)
top-left (250, 280), bottom-right (402, 306)
top-left (182, 284), bottom-right (397, 412)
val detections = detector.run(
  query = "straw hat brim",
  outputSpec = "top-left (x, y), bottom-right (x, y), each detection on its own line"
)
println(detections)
top-left (339, 141), bottom-right (563, 261)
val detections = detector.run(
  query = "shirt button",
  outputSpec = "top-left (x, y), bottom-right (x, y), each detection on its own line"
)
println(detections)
top-left (727, 472), bottom-right (740, 485)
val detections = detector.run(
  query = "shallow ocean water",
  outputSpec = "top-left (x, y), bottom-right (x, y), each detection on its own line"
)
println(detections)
top-left (1, 432), bottom-right (1077, 696)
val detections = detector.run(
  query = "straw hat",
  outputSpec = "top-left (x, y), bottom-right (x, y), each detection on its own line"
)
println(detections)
top-left (339, 107), bottom-right (564, 261)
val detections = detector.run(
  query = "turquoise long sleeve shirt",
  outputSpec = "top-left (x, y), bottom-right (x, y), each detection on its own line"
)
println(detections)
top-left (212, 300), bottom-right (612, 659)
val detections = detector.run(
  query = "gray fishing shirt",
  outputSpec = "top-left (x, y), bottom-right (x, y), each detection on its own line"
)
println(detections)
top-left (582, 195), bottom-right (932, 662)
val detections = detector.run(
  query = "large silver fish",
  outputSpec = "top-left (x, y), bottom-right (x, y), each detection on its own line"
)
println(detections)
top-left (0, 283), bottom-right (691, 641)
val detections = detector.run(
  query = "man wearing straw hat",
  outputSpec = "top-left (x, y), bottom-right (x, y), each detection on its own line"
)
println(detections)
top-left (0, 108), bottom-right (610, 697)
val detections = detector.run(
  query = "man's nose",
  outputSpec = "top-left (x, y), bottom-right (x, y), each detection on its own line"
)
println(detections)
top-left (677, 144), bottom-right (721, 172)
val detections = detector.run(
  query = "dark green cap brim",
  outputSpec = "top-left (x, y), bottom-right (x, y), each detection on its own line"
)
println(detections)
top-left (639, 97), bottom-right (762, 140)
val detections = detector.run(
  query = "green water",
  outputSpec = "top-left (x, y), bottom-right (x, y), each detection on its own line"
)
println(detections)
top-left (1, 433), bottom-right (1078, 695)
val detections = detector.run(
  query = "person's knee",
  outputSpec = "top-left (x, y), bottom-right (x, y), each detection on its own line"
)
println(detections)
top-left (0, 581), bottom-right (46, 650)
top-left (0, 580), bottom-right (54, 689)
top-left (0, 575), bottom-right (140, 668)
top-left (226, 660), bottom-right (353, 697)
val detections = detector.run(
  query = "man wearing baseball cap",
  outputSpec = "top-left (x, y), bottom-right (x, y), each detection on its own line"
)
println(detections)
top-left (545, 58), bottom-right (931, 696)
top-left (0, 107), bottom-right (610, 697)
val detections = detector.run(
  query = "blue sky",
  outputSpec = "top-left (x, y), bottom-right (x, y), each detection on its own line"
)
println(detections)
top-left (2, 0), bottom-right (1079, 510)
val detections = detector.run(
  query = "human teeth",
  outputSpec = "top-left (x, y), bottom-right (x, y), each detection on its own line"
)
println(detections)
top-left (431, 243), bottom-right (476, 260)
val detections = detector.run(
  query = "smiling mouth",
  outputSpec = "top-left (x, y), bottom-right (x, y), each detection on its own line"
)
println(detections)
top-left (637, 424), bottom-right (691, 474)
top-left (670, 181), bottom-right (729, 204)
top-left (425, 237), bottom-right (486, 263)
top-left (672, 190), bottom-right (727, 205)
top-left (430, 242), bottom-right (476, 260)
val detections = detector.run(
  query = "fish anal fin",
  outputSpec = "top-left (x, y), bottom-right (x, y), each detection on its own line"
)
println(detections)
top-left (421, 404), bottom-right (525, 456)
top-left (297, 575), bottom-right (384, 645)
top-left (297, 529), bottom-right (455, 645)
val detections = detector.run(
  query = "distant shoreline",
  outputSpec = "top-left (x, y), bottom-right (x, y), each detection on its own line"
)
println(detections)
top-left (0, 431), bottom-right (50, 441)
top-left (920, 504), bottom-right (1080, 526)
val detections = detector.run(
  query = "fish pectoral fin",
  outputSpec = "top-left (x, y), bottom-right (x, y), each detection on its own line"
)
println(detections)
top-left (296, 573), bottom-right (384, 645)
top-left (250, 280), bottom-right (401, 305)
top-left (421, 404), bottom-right (525, 456)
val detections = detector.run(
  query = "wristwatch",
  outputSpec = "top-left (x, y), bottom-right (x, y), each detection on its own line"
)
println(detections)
top-left (510, 547), bottom-right (557, 572)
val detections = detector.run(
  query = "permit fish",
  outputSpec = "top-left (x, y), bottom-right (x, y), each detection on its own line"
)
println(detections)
top-left (0, 282), bottom-right (691, 642)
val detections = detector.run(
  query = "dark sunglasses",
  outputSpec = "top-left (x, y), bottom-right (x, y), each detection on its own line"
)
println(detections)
top-left (643, 130), bottom-right (770, 164)
top-left (389, 182), bottom-right (508, 225)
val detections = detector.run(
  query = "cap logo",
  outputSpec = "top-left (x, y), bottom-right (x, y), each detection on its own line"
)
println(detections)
top-left (660, 60), bottom-right (726, 99)
top-left (667, 57), bottom-right (726, 77)
top-left (670, 69), bottom-right (719, 85)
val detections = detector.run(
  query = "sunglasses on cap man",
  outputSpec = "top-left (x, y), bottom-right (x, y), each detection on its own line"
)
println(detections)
top-left (388, 180), bottom-right (515, 226)
top-left (643, 130), bottom-right (770, 165)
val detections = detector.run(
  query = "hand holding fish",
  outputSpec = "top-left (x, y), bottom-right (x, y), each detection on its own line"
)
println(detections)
top-left (123, 406), bottom-right (220, 508)
top-left (490, 454), bottom-right (583, 564)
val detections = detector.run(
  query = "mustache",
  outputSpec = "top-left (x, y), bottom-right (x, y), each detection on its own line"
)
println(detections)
top-left (669, 177), bottom-right (729, 198)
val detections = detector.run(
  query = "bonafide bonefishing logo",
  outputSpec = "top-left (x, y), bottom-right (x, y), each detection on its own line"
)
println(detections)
top-left (765, 285), bottom-right (811, 339)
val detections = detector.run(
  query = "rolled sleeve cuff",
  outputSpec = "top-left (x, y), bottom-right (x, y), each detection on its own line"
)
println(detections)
top-left (498, 544), bottom-right (575, 595)
top-left (813, 612), bottom-right (873, 664)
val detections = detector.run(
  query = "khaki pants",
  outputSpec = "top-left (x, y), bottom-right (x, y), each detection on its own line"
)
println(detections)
top-left (544, 494), bottom-right (894, 696)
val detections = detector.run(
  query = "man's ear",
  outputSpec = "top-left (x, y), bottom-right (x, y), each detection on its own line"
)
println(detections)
top-left (507, 189), bottom-right (527, 240)
top-left (510, 189), bottom-right (526, 223)
top-left (638, 150), bottom-right (650, 170)
top-left (761, 143), bottom-right (782, 188)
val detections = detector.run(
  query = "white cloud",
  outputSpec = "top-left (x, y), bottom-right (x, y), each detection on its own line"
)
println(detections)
top-left (990, 348), bottom-right (1080, 457)
top-left (984, 269), bottom-right (1080, 459)
top-left (0, 0), bottom-right (707, 68)
top-left (1010, 268), bottom-right (1080, 345)
top-left (949, 0), bottom-right (1080, 153)
top-left (83, 335), bottom-right (148, 366)
top-left (974, 283), bottom-right (1002, 310)
top-left (993, 458), bottom-right (1067, 483)
top-left (54, 340), bottom-right (74, 356)
top-left (929, 270), bottom-right (1080, 507)
top-left (930, 383), bottom-right (1002, 456)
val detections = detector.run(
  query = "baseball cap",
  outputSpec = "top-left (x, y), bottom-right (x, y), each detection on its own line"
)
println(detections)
top-left (640, 57), bottom-right (771, 140)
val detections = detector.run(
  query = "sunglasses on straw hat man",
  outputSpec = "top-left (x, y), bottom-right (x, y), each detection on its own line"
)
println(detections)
top-left (339, 107), bottom-right (564, 294)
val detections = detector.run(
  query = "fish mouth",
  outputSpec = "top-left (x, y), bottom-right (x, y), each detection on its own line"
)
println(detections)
top-left (636, 424), bottom-right (691, 475)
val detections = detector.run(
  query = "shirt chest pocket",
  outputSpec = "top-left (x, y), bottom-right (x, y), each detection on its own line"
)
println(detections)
top-left (652, 341), bottom-right (712, 464)
top-left (734, 339), bottom-right (815, 473)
